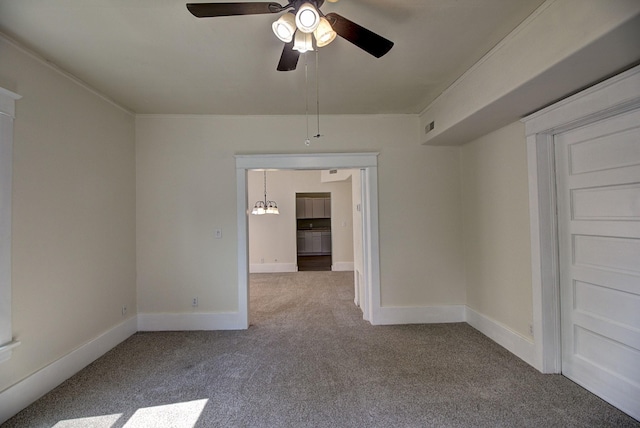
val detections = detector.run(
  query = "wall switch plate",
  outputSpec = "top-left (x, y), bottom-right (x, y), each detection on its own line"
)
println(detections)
top-left (122, 306), bottom-right (127, 316)
top-left (214, 229), bottom-right (222, 239)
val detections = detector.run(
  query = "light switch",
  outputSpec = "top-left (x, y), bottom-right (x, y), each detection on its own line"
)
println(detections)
top-left (215, 229), bottom-right (222, 239)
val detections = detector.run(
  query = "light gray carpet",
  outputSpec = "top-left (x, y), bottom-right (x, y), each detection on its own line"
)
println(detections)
top-left (3, 271), bottom-right (639, 427)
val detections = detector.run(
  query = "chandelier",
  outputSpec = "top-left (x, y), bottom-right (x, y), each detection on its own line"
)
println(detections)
top-left (252, 171), bottom-right (279, 215)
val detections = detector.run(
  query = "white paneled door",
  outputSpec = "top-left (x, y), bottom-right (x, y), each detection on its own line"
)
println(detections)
top-left (555, 108), bottom-right (640, 420)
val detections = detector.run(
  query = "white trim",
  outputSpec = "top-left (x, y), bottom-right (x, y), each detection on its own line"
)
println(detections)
top-left (0, 341), bottom-right (21, 364)
top-left (466, 307), bottom-right (536, 368)
top-left (0, 32), bottom-right (133, 116)
top-left (137, 312), bottom-right (246, 331)
top-left (525, 133), bottom-right (561, 373)
top-left (0, 88), bottom-right (20, 365)
top-left (0, 317), bottom-right (137, 425)
top-left (0, 87), bottom-right (21, 117)
top-left (235, 153), bottom-right (381, 327)
top-left (332, 262), bottom-right (354, 272)
top-left (250, 263), bottom-right (298, 273)
top-left (523, 65), bottom-right (640, 136)
top-left (235, 152), bottom-right (379, 170)
top-left (522, 64), bottom-right (640, 374)
top-left (236, 168), bottom-right (250, 329)
top-left (361, 167), bottom-right (378, 323)
top-left (374, 305), bottom-right (466, 325)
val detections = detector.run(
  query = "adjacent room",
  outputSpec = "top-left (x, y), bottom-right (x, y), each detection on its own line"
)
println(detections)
top-left (1, 0), bottom-right (639, 425)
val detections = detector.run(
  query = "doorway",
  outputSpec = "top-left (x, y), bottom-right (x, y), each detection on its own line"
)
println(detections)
top-left (235, 153), bottom-right (381, 328)
top-left (296, 192), bottom-right (332, 271)
top-left (524, 65), bottom-right (640, 419)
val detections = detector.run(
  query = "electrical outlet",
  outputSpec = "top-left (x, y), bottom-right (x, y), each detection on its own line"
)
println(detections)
top-left (529, 324), bottom-right (534, 337)
top-left (122, 305), bottom-right (127, 316)
top-left (192, 297), bottom-right (198, 307)
top-left (214, 229), bottom-right (222, 239)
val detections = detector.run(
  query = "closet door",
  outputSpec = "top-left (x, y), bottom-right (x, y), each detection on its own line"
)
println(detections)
top-left (555, 108), bottom-right (640, 420)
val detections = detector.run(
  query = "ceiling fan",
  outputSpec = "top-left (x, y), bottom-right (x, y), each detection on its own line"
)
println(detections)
top-left (186, 0), bottom-right (394, 71)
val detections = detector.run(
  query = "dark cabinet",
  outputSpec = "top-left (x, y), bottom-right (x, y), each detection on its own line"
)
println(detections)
top-left (297, 231), bottom-right (331, 255)
top-left (296, 197), bottom-right (331, 219)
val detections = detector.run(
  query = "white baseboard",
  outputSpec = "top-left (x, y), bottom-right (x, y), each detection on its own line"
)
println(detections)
top-left (373, 305), bottom-right (466, 325)
top-left (0, 316), bottom-right (137, 425)
top-left (0, 305), bottom-right (538, 425)
top-left (137, 312), bottom-right (245, 331)
top-left (332, 262), bottom-right (354, 271)
top-left (465, 307), bottom-right (535, 368)
top-left (249, 263), bottom-right (297, 273)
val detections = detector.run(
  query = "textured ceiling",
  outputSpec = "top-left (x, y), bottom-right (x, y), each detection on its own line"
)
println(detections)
top-left (0, 0), bottom-right (546, 115)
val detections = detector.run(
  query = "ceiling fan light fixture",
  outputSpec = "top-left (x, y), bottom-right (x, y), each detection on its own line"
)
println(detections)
top-left (314, 17), bottom-right (336, 47)
top-left (293, 30), bottom-right (314, 53)
top-left (272, 13), bottom-right (296, 43)
top-left (295, 2), bottom-right (320, 33)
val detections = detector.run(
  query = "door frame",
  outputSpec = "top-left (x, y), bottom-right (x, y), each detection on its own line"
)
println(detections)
top-left (523, 64), bottom-right (640, 373)
top-left (235, 153), bottom-right (381, 328)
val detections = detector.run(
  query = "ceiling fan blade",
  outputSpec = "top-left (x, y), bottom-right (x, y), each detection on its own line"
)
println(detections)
top-left (277, 41), bottom-right (299, 71)
top-left (324, 12), bottom-right (393, 58)
top-left (186, 2), bottom-right (286, 18)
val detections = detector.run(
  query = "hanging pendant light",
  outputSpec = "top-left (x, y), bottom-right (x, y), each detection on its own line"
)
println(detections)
top-left (252, 171), bottom-right (279, 215)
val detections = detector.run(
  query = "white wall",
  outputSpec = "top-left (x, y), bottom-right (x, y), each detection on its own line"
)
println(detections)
top-left (248, 169), bottom-right (354, 272)
top-left (461, 122), bottom-right (533, 339)
top-left (0, 37), bottom-right (136, 393)
top-left (136, 114), bottom-right (466, 316)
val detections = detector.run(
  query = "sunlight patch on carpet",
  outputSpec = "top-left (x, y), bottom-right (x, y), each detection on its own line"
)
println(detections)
top-left (52, 413), bottom-right (122, 427)
top-left (122, 399), bottom-right (208, 428)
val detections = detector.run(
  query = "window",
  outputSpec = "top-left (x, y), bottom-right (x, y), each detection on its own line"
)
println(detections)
top-left (0, 87), bottom-right (21, 362)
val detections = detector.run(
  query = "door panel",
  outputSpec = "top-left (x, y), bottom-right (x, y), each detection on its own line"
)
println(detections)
top-left (555, 108), bottom-right (640, 420)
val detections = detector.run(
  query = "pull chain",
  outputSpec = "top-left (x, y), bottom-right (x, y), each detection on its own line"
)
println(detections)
top-left (314, 49), bottom-right (321, 139)
top-left (304, 54), bottom-right (311, 146)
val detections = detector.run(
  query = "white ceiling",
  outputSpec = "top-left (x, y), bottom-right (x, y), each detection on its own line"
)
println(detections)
top-left (0, 0), bottom-right (546, 115)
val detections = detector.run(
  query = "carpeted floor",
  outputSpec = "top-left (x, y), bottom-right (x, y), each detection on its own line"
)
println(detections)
top-left (3, 271), bottom-right (639, 427)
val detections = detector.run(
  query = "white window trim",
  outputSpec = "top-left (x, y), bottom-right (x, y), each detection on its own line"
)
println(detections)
top-left (0, 87), bottom-right (21, 363)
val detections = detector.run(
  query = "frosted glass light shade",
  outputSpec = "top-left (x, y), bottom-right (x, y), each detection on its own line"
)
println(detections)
top-left (272, 13), bottom-right (296, 43)
top-left (295, 3), bottom-right (320, 33)
top-left (251, 201), bottom-right (266, 215)
top-left (265, 201), bottom-right (279, 215)
top-left (293, 31), bottom-right (314, 52)
top-left (314, 17), bottom-right (336, 47)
